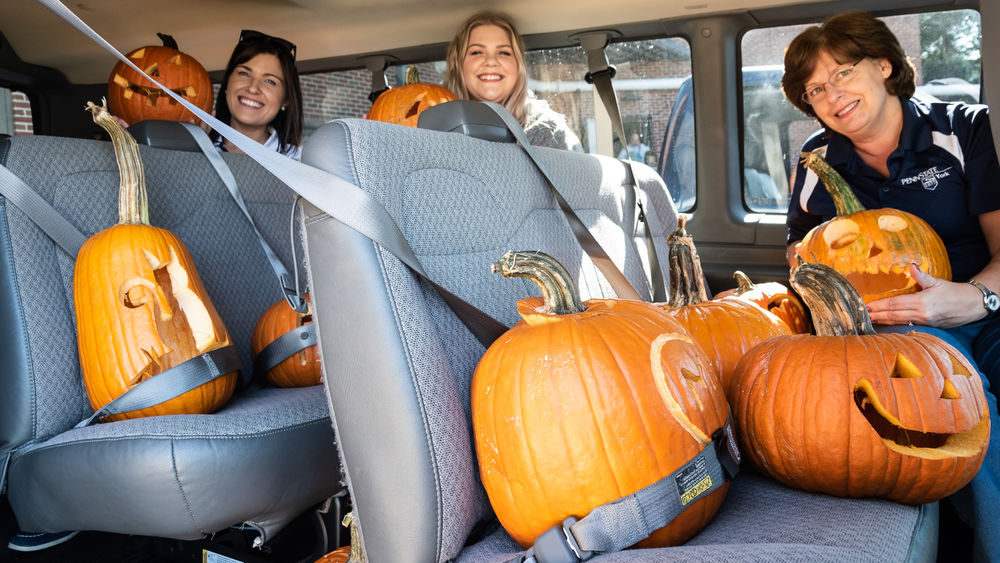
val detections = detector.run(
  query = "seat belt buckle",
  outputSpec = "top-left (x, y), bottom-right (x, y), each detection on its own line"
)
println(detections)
top-left (712, 418), bottom-right (742, 481)
top-left (584, 65), bottom-right (617, 84)
top-left (279, 274), bottom-right (308, 313)
top-left (529, 516), bottom-right (593, 563)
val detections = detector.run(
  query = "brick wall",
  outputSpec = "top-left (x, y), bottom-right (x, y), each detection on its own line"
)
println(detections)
top-left (12, 91), bottom-right (33, 135)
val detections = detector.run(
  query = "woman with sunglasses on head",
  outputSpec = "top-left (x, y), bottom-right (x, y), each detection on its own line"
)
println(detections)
top-left (444, 11), bottom-right (583, 152)
top-left (783, 11), bottom-right (1000, 562)
top-left (212, 30), bottom-right (303, 159)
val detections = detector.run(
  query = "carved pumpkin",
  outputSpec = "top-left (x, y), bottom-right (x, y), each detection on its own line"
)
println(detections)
top-left (75, 102), bottom-right (236, 421)
top-left (107, 33), bottom-right (213, 125)
top-left (367, 66), bottom-right (457, 127)
top-left (728, 262), bottom-right (989, 504)
top-left (473, 251), bottom-right (731, 549)
top-left (794, 149), bottom-right (951, 303)
top-left (714, 271), bottom-right (812, 334)
top-left (659, 217), bottom-right (792, 390)
top-left (251, 294), bottom-right (322, 387)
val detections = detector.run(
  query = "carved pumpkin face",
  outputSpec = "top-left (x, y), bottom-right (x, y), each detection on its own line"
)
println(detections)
top-left (108, 44), bottom-right (213, 125)
top-left (473, 296), bottom-right (731, 549)
top-left (729, 330), bottom-right (989, 504)
top-left (367, 66), bottom-right (457, 127)
top-left (74, 224), bottom-right (235, 420)
top-left (796, 208), bottom-right (952, 303)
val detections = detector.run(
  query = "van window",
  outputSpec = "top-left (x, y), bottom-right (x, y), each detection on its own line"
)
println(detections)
top-left (0, 88), bottom-right (33, 136)
top-left (740, 9), bottom-right (982, 214)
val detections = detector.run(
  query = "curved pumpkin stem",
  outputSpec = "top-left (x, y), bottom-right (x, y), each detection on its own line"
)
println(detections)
top-left (790, 261), bottom-right (875, 336)
top-left (667, 215), bottom-right (709, 307)
top-left (87, 100), bottom-right (149, 226)
top-left (732, 270), bottom-right (755, 294)
top-left (492, 251), bottom-right (586, 315)
top-left (801, 149), bottom-right (864, 216)
top-left (404, 65), bottom-right (419, 86)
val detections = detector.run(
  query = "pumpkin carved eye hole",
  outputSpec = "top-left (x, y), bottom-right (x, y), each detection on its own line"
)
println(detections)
top-left (822, 218), bottom-right (859, 249)
top-left (889, 353), bottom-right (922, 378)
top-left (941, 378), bottom-right (962, 400)
top-left (405, 101), bottom-right (422, 119)
top-left (951, 356), bottom-right (973, 377)
top-left (868, 245), bottom-right (883, 259)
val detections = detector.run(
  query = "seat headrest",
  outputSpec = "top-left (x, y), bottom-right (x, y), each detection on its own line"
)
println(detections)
top-left (417, 100), bottom-right (515, 143)
top-left (128, 120), bottom-right (201, 151)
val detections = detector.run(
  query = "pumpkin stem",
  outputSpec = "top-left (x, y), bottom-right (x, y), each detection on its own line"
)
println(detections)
top-left (732, 270), bottom-right (755, 294)
top-left (87, 100), bottom-right (149, 226)
top-left (404, 65), bottom-right (419, 86)
top-left (156, 32), bottom-right (179, 50)
top-left (667, 215), bottom-right (709, 306)
top-left (492, 251), bottom-right (586, 315)
top-left (801, 149), bottom-right (865, 216)
top-left (790, 262), bottom-right (875, 336)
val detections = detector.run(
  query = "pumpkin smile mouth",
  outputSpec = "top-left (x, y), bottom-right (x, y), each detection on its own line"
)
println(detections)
top-left (853, 383), bottom-right (990, 458)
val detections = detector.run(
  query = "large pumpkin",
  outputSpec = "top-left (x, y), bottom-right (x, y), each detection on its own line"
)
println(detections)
top-left (473, 251), bottom-right (731, 549)
top-left (794, 149), bottom-right (951, 303)
top-left (75, 102), bottom-right (236, 421)
top-left (714, 271), bottom-right (812, 334)
top-left (251, 294), bottom-right (322, 387)
top-left (659, 217), bottom-right (792, 390)
top-left (728, 262), bottom-right (989, 504)
top-left (367, 66), bottom-right (457, 127)
top-left (107, 33), bottom-right (213, 125)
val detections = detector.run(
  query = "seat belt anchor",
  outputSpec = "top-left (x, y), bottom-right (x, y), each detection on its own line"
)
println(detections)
top-left (527, 516), bottom-right (593, 563)
top-left (584, 66), bottom-right (617, 84)
top-left (712, 418), bottom-right (742, 481)
top-left (279, 274), bottom-right (309, 313)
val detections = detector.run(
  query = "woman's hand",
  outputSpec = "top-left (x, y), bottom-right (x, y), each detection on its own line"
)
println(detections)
top-left (866, 263), bottom-right (985, 328)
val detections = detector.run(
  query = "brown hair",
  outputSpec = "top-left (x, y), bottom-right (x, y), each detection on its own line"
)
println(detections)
top-left (444, 11), bottom-right (529, 124)
top-left (782, 11), bottom-right (915, 119)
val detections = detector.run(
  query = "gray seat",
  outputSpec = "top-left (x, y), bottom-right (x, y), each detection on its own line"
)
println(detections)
top-left (300, 117), bottom-right (938, 563)
top-left (0, 132), bottom-right (342, 543)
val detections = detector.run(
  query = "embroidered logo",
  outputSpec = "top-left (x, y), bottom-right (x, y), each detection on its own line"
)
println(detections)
top-left (899, 166), bottom-right (952, 191)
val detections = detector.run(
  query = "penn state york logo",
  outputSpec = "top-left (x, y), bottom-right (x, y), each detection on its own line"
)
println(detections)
top-left (899, 166), bottom-right (952, 191)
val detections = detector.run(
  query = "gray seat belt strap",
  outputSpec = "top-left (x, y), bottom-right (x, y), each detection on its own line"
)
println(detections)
top-left (38, 0), bottom-right (508, 347)
top-left (75, 344), bottom-right (242, 427)
top-left (253, 324), bottom-right (317, 376)
top-left (482, 103), bottom-right (643, 301)
top-left (511, 418), bottom-right (742, 563)
top-left (0, 164), bottom-right (86, 256)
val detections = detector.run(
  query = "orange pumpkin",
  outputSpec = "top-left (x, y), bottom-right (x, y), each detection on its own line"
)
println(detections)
top-left (473, 251), bottom-right (731, 549)
top-left (251, 294), bottom-right (322, 387)
top-left (728, 262), bottom-right (989, 504)
top-left (75, 102), bottom-right (236, 421)
top-left (107, 33), bottom-right (213, 125)
top-left (314, 546), bottom-right (351, 563)
top-left (794, 149), bottom-right (951, 303)
top-left (714, 271), bottom-right (811, 334)
top-left (367, 66), bottom-right (457, 127)
top-left (659, 217), bottom-right (792, 390)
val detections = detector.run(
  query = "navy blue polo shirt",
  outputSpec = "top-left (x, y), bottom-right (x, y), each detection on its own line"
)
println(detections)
top-left (787, 97), bottom-right (1000, 283)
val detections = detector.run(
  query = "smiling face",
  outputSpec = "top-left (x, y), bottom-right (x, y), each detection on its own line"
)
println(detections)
top-left (225, 52), bottom-right (287, 136)
top-left (803, 51), bottom-right (894, 139)
top-left (461, 24), bottom-right (519, 104)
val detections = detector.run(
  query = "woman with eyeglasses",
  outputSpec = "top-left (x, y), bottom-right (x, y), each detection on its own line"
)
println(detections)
top-left (782, 11), bottom-right (1000, 562)
top-left (444, 11), bottom-right (583, 152)
top-left (211, 30), bottom-right (303, 159)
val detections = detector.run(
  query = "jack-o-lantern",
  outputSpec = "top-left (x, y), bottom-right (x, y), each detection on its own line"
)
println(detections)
top-left (473, 251), bottom-right (731, 549)
top-left (728, 262), bottom-right (989, 504)
top-left (794, 149), bottom-right (951, 303)
top-left (76, 102), bottom-right (236, 421)
top-left (714, 271), bottom-right (812, 334)
top-left (107, 33), bottom-right (213, 125)
top-left (659, 217), bottom-right (792, 390)
top-left (367, 66), bottom-right (457, 127)
top-left (251, 294), bottom-right (322, 387)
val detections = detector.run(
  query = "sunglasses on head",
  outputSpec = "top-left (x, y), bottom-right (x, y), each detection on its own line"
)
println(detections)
top-left (239, 29), bottom-right (296, 60)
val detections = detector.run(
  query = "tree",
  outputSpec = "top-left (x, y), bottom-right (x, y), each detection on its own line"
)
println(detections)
top-left (919, 11), bottom-right (981, 84)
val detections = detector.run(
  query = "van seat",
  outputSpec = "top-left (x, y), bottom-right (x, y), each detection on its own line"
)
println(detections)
top-left (300, 116), bottom-right (937, 562)
top-left (0, 132), bottom-right (342, 543)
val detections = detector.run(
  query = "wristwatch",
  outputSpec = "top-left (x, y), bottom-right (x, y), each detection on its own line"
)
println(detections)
top-left (969, 279), bottom-right (1000, 317)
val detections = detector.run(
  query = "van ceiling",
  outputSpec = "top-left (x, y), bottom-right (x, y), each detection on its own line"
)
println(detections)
top-left (2, 0), bottom-right (833, 84)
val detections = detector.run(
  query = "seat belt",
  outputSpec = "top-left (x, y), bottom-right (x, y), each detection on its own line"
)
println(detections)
top-left (0, 165), bottom-right (86, 256)
top-left (359, 55), bottom-right (395, 102)
top-left (36, 0), bottom-right (509, 349)
top-left (576, 31), bottom-right (668, 302)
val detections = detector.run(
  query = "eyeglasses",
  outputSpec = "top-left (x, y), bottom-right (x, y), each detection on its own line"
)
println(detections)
top-left (239, 29), bottom-right (296, 61)
top-left (801, 58), bottom-right (864, 104)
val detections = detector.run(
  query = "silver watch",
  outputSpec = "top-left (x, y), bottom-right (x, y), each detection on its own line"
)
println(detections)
top-left (969, 279), bottom-right (1000, 317)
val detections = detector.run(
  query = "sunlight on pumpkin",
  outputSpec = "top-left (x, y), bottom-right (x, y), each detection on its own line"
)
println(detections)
top-left (877, 215), bottom-right (908, 232)
top-left (650, 332), bottom-right (712, 446)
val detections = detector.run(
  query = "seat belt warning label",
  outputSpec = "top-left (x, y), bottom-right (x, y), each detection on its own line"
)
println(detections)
top-left (676, 455), bottom-right (712, 506)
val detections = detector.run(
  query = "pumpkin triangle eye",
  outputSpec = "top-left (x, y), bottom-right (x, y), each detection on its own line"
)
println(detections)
top-left (868, 245), bottom-right (883, 259)
top-left (889, 353), bottom-right (922, 378)
top-left (940, 378), bottom-right (962, 400)
top-left (145, 63), bottom-right (160, 77)
top-left (167, 54), bottom-right (183, 66)
top-left (405, 101), bottom-right (422, 119)
top-left (951, 355), bottom-right (973, 377)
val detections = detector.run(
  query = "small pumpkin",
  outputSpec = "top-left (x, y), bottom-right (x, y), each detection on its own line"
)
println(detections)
top-left (659, 217), bottom-right (792, 390)
top-left (251, 294), bottom-right (322, 387)
top-left (714, 271), bottom-right (811, 334)
top-left (794, 149), bottom-right (951, 303)
top-left (75, 102), bottom-right (236, 421)
top-left (473, 251), bottom-right (731, 549)
top-left (107, 33), bottom-right (213, 125)
top-left (728, 262), bottom-right (989, 504)
top-left (367, 66), bottom-right (457, 127)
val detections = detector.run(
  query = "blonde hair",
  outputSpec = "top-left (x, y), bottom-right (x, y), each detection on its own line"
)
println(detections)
top-left (444, 11), bottom-right (529, 124)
